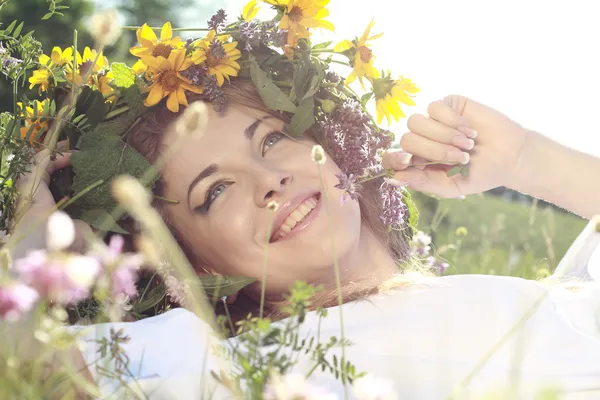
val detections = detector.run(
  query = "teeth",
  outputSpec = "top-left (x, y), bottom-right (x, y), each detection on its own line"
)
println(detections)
top-left (275, 195), bottom-right (319, 239)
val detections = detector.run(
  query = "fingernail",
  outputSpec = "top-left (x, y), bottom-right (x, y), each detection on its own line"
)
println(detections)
top-left (458, 126), bottom-right (478, 139)
top-left (447, 150), bottom-right (470, 165)
top-left (451, 136), bottom-right (475, 150)
top-left (386, 178), bottom-right (409, 187)
top-left (395, 152), bottom-right (413, 165)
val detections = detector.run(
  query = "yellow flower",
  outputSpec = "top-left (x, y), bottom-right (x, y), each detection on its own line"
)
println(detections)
top-left (265, 0), bottom-right (334, 48)
top-left (334, 18), bottom-right (383, 87)
top-left (18, 100), bottom-right (50, 146)
top-left (92, 71), bottom-right (117, 102)
top-left (49, 46), bottom-right (80, 66)
top-left (373, 75), bottom-right (419, 125)
top-left (66, 47), bottom-right (109, 86)
top-left (130, 22), bottom-right (184, 60)
top-left (243, 0), bottom-right (261, 21)
top-left (191, 30), bottom-right (241, 86)
top-left (28, 68), bottom-right (52, 93)
top-left (142, 49), bottom-right (203, 113)
top-left (132, 59), bottom-right (148, 75)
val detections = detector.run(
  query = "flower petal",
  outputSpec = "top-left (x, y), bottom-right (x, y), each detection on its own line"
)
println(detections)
top-left (145, 84), bottom-right (165, 107)
top-left (177, 87), bottom-right (188, 107)
top-left (166, 91), bottom-right (180, 112)
top-left (161, 22), bottom-right (173, 42)
top-left (140, 23), bottom-right (158, 44)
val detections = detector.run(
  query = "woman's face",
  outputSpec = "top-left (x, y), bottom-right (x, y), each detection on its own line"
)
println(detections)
top-left (161, 103), bottom-right (362, 298)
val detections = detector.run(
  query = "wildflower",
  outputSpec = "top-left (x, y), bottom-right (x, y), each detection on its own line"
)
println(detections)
top-left (48, 46), bottom-right (80, 66)
top-left (335, 172), bottom-right (361, 205)
top-left (46, 210), bottom-right (76, 251)
top-left (202, 75), bottom-right (227, 113)
top-left (130, 22), bottom-right (185, 60)
top-left (90, 8), bottom-right (121, 46)
top-left (132, 59), bottom-right (148, 75)
top-left (243, 0), bottom-right (261, 21)
top-left (208, 9), bottom-right (227, 33)
top-left (334, 19), bottom-right (382, 87)
top-left (267, 200), bottom-right (280, 212)
top-left (425, 256), bottom-right (449, 276)
top-left (28, 67), bottom-right (52, 93)
top-left (173, 100), bottom-right (209, 139)
top-left (15, 250), bottom-right (101, 304)
top-left (264, 372), bottom-right (338, 400)
top-left (265, 0), bottom-right (335, 48)
top-left (111, 175), bottom-right (152, 209)
top-left (141, 49), bottom-right (202, 113)
top-left (191, 30), bottom-right (241, 87)
top-left (165, 275), bottom-right (191, 306)
top-left (95, 235), bottom-right (142, 298)
top-left (91, 70), bottom-right (117, 102)
top-left (373, 74), bottom-right (419, 124)
top-left (379, 181), bottom-right (406, 229)
top-left (18, 99), bottom-right (50, 145)
top-left (311, 144), bottom-right (326, 164)
top-left (411, 230), bottom-right (432, 257)
top-left (353, 374), bottom-right (397, 400)
top-left (0, 282), bottom-right (39, 322)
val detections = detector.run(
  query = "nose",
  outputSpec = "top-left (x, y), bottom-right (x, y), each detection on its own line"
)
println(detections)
top-left (253, 166), bottom-right (292, 208)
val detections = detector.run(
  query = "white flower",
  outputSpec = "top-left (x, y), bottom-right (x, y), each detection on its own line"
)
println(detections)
top-left (65, 254), bottom-right (102, 289)
top-left (90, 9), bottom-right (121, 46)
top-left (46, 211), bottom-right (75, 251)
top-left (175, 101), bottom-right (209, 138)
top-left (311, 145), bottom-right (327, 164)
top-left (352, 374), bottom-right (398, 400)
top-left (267, 201), bottom-right (280, 212)
top-left (264, 373), bottom-right (338, 400)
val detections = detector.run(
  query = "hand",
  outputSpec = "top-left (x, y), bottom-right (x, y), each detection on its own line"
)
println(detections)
top-left (12, 143), bottom-right (91, 255)
top-left (382, 95), bottom-right (529, 198)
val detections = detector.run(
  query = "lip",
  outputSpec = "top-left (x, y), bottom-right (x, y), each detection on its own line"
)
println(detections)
top-left (270, 191), bottom-right (322, 243)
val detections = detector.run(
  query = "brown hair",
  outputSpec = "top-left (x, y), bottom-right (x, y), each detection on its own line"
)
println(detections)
top-left (125, 80), bottom-right (412, 325)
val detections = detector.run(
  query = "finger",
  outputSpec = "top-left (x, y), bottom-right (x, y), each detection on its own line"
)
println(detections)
top-left (407, 114), bottom-right (475, 151)
top-left (400, 132), bottom-right (470, 165)
top-left (387, 168), bottom-right (459, 197)
top-left (428, 99), bottom-right (478, 138)
top-left (381, 149), bottom-right (413, 171)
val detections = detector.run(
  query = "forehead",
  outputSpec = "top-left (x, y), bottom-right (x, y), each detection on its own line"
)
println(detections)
top-left (160, 103), bottom-right (284, 195)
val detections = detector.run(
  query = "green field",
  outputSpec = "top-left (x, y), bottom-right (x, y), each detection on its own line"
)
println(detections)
top-left (410, 191), bottom-right (588, 279)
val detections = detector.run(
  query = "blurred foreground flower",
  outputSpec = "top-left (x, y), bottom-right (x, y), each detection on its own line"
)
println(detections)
top-left (353, 374), bottom-right (397, 400)
top-left (91, 235), bottom-right (143, 298)
top-left (0, 282), bottom-right (39, 322)
top-left (90, 9), bottom-right (121, 46)
top-left (264, 372), bottom-right (338, 400)
top-left (411, 231), bottom-right (432, 257)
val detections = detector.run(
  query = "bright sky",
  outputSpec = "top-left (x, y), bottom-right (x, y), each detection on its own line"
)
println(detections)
top-left (103, 0), bottom-right (600, 157)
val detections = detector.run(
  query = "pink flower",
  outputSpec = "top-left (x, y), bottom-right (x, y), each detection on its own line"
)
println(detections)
top-left (92, 235), bottom-right (142, 298)
top-left (0, 282), bottom-right (39, 322)
top-left (15, 250), bottom-right (100, 304)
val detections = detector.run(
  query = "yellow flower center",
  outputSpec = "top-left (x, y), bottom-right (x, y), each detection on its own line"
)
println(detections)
top-left (153, 43), bottom-right (173, 59)
top-left (158, 69), bottom-right (180, 92)
top-left (359, 46), bottom-right (373, 64)
top-left (288, 6), bottom-right (303, 22)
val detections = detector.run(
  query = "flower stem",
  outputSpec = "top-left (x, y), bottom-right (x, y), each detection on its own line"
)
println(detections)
top-left (259, 213), bottom-right (275, 319)
top-left (316, 164), bottom-right (348, 398)
top-left (152, 195), bottom-right (179, 204)
top-left (105, 106), bottom-right (130, 120)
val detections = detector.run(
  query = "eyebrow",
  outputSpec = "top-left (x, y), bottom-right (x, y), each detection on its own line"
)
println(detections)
top-left (244, 115), bottom-right (276, 140)
top-left (187, 163), bottom-right (218, 209)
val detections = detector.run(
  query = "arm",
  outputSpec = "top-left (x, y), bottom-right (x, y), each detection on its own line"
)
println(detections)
top-left (511, 130), bottom-right (600, 219)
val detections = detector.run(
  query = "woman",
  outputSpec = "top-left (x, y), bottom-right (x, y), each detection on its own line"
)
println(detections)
top-left (12, 77), bottom-right (600, 399)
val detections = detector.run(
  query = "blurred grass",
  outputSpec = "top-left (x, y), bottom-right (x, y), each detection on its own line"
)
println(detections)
top-left (411, 191), bottom-right (588, 279)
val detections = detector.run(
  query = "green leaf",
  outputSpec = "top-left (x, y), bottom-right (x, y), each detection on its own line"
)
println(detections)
top-left (289, 96), bottom-right (315, 137)
top-left (194, 276), bottom-right (257, 298)
top-left (402, 189), bottom-right (419, 234)
top-left (460, 165), bottom-right (470, 177)
top-left (249, 56), bottom-right (296, 113)
top-left (80, 208), bottom-right (129, 234)
top-left (360, 92), bottom-right (374, 106)
top-left (71, 133), bottom-right (159, 211)
top-left (50, 100), bottom-right (56, 116)
top-left (42, 13), bottom-right (53, 20)
top-left (4, 20), bottom-right (17, 35)
top-left (132, 283), bottom-right (166, 313)
top-left (312, 41), bottom-right (333, 50)
top-left (13, 21), bottom-right (24, 38)
top-left (122, 85), bottom-right (145, 117)
top-left (292, 53), bottom-right (311, 102)
top-left (447, 165), bottom-right (462, 177)
top-left (111, 62), bottom-right (135, 89)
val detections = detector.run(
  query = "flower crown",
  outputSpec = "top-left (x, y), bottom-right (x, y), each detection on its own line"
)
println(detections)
top-left (9, 0), bottom-right (420, 235)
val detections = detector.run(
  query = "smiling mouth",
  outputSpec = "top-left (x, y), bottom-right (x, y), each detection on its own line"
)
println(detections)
top-left (270, 193), bottom-right (321, 243)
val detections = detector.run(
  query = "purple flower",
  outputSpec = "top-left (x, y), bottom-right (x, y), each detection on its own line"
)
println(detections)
top-left (425, 256), bottom-right (449, 276)
top-left (15, 250), bottom-right (101, 304)
top-left (239, 20), bottom-right (260, 51)
top-left (324, 70), bottom-right (342, 84)
top-left (202, 75), bottom-right (227, 113)
top-left (379, 181), bottom-right (406, 229)
top-left (239, 20), bottom-right (286, 51)
top-left (94, 235), bottom-right (142, 298)
top-left (335, 172), bottom-right (362, 205)
top-left (207, 9), bottom-right (227, 33)
top-left (411, 231), bottom-right (432, 257)
top-left (209, 40), bottom-right (226, 59)
top-left (181, 64), bottom-right (208, 87)
top-left (0, 282), bottom-right (39, 322)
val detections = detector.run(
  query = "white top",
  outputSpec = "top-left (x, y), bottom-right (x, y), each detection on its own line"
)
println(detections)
top-left (75, 222), bottom-right (600, 399)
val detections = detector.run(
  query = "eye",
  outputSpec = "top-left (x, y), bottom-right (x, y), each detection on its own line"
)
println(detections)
top-left (207, 181), bottom-right (229, 204)
top-left (261, 131), bottom-right (284, 156)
